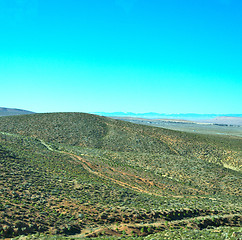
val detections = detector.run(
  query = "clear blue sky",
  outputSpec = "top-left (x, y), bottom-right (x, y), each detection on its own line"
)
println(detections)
top-left (0, 0), bottom-right (241, 114)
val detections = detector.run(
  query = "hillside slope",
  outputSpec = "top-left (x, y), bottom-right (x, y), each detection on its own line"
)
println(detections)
top-left (0, 112), bottom-right (241, 169)
top-left (0, 112), bottom-right (241, 238)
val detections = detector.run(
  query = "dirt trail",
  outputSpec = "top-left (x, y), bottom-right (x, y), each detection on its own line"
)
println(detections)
top-left (21, 136), bottom-right (160, 196)
top-left (62, 151), bottom-right (155, 195)
top-left (59, 149), bottom-right (214, 200)
top-left (74, 213), bottom-right (241, 238)
top-left (58, 148), bottom-right (211, 199)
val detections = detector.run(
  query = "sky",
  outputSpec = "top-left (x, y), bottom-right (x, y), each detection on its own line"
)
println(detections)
top-left (0, 0), bottom-right (241, 114)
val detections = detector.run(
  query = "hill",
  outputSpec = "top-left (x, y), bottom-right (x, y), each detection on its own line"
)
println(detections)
top-left (0, 112), bottom-right (241, 239)
top-left (0, 112), bottom-right (241, 168)
top-left (0, 107), bottom-right (34, 117)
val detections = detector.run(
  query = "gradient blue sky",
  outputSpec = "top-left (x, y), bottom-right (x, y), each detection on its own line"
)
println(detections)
top-left (0, 0), bottom-right (241, 114)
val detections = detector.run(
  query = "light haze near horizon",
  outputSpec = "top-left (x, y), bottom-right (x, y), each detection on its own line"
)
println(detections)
top-left (0, 0), bottom-right (241, 114)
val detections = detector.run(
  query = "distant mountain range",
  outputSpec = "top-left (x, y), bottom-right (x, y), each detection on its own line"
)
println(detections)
top-left (93, 112), bottom-right (242, 120)
top-left (0, 107), bottom-right (34, 116)
top-left (1, 108), bottom-right (241, 122)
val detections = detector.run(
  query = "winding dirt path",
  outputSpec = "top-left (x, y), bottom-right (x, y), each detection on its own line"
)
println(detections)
top-left (62, 151), bottom-right (155, 195)
top-left (18, 135), bottom-right (161, 196)
top-left (75, 213), bottom-right (241, 238)
top-left (56, 148), bottom-right (211, 199)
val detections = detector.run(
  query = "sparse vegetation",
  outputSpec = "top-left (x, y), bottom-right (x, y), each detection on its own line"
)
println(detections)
top-left (0, 113), bottom-right (241, 239)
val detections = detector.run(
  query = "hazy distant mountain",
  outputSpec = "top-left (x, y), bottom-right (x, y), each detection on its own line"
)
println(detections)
top-left (0, 107), bottom-right (34, 116)
top-left (93, 112), bottom-right (242, 120)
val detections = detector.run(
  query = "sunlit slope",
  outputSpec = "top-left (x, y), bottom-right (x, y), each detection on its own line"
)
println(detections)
top-left (0, 113), bottom-right (241, 238)
top-left (0, 112), bottom-right (241, 169)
